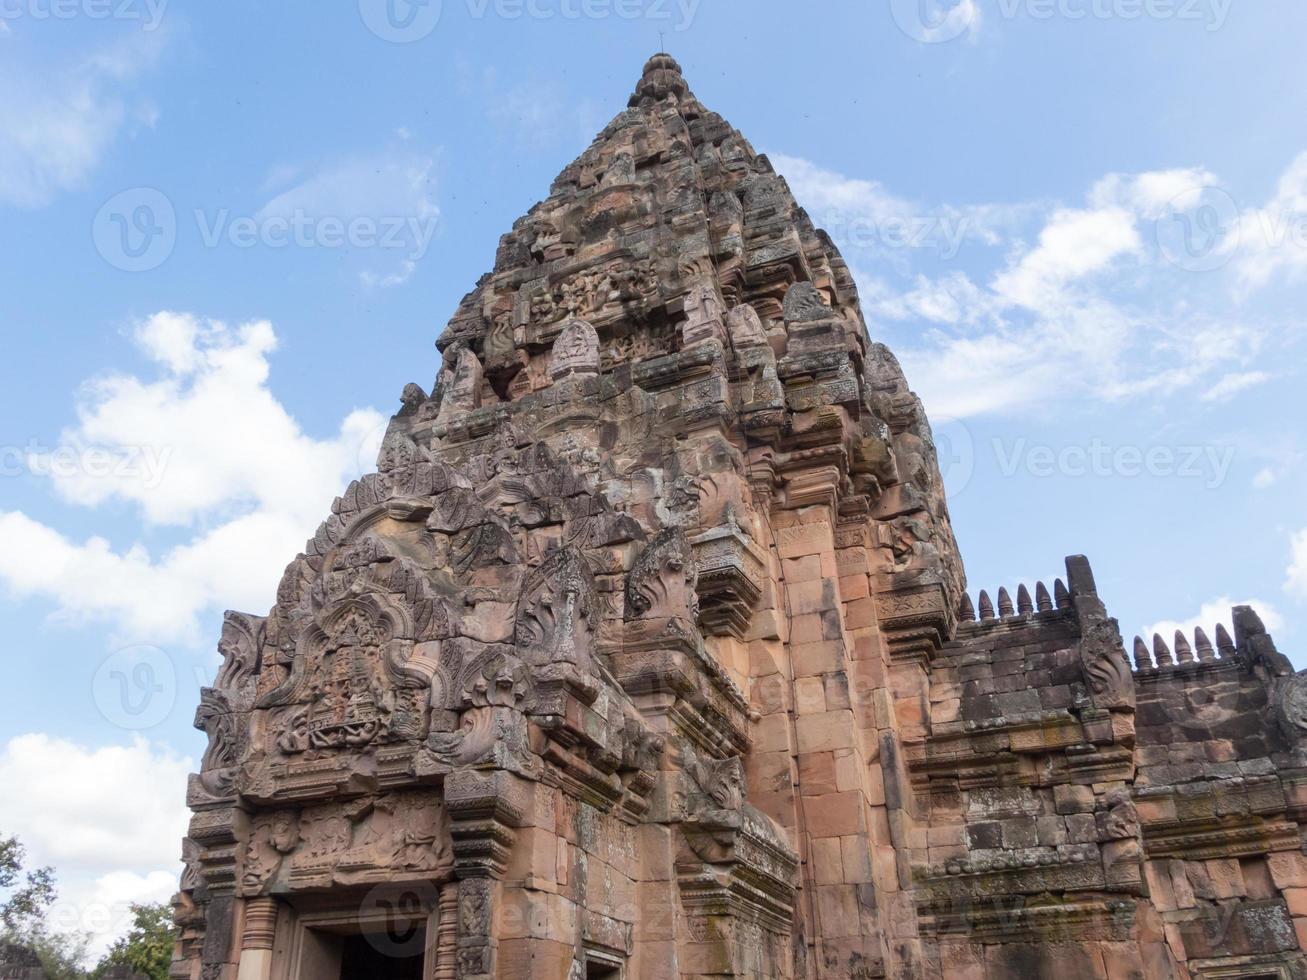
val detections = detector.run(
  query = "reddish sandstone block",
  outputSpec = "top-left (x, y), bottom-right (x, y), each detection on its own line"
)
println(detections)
top-left (1269, 852), bottom-right (1307, 889)
top-left (803, 790), bottom-right (867, 837)
top-left (796, 710), bottom-right (857, 753)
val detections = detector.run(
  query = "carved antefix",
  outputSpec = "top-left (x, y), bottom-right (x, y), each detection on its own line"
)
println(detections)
top-left (550, 317), bottom-right (600, 380)
top-left (625, 528), bottom-right (699, 624)
top-left (264, 599), bottom-right (429, 758)
top-left (1079, 618), bottom-right (1135, 712)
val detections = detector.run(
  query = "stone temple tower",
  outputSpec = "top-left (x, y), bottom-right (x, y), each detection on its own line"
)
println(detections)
top-left (174, 55), bottom-right (1307, 979)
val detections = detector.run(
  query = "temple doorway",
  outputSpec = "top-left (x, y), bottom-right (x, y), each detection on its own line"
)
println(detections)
top-left (338, 931), bottom-right (425, 980)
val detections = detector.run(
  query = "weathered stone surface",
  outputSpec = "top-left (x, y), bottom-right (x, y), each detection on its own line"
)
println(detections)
top-left (170, 53), bottom-right (1303, 980)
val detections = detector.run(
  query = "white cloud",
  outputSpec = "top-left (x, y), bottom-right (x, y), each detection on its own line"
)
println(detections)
top-left (776, 152), bottom-right (1291, 418)
top-left (256, 141), bottom-right (439, 289)
top-left (992, 206), bottom-right (1140, 310)
top-left (771, 153), bottom-right (1026, 262)
top-left (1144, 597), bottom-right (1285, 649)
top-left (1235, 151), bottom-right (1307, 292)
top-left (1253, 467), bottom-right (1277, 489)
top-left (0, 735), bottom-right (189, 871)
top-left (0, 734), bottom-right (189, 959)
top-left (1288, 529), bottom-right (1307, 601)
top-left (1090, 167), bottom-right (1221, 220)
top-left (0, 30), bottom-right (165, 209)
top-left (0, 314), bottom-right (386, 642)
top-left (1202, 370), bottom-right (1270, 403)
top-left (256, 146), bottom-right (439, 228)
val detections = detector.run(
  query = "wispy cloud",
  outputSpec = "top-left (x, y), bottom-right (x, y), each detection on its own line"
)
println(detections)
top-left (1143, 596), bottom-right (1284, 647)
top-left (0, 28), bottom-right (167, 209)
top-left (1289, 528), bottom-right (1307, 601)
top-left (774, 154), bottom-right (1293, 419)
top-left (0, 313), bottom-right (385, 642)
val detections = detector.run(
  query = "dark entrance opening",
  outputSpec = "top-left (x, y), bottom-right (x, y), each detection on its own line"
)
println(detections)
top-left (338, 931), bottom-right (425, 980)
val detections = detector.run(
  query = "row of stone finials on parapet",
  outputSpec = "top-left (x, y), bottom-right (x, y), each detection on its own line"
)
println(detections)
top-left (957, 583), bottom-right (1240, 672)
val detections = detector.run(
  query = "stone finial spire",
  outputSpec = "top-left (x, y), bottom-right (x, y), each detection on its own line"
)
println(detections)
top-left (629, 52), bottom-right (690, 107)
top-left (1153, 633), bottom-right (1174, 667)
top-left (1215, 623), bottom-right (1236, 658)
top-left (1035, 582), bottom-right (1053, 613)
top-left (978, 590), bottom-right (995, 622)
top-left (1194, 627), bottom-right (1216, 662)
top-left (958, 593), bottom-right (976, 622)
top-left (1133, 636), bottom-right (1152, 670)
top-left (1017, 584), bottom-right (1034, 616)
top-left (1053, 579), bottom-right (1071, 610)
top-left (1174, 630), bottom-right (1195, 664)
top-left (997, 587), bottom-right (1014, 618)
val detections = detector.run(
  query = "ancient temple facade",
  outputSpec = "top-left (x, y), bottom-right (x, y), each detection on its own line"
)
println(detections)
top-left (172, 55), bottom-right (1307, 980)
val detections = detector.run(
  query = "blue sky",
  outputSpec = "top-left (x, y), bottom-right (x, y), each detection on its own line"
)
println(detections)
top-left (1, 0), bottom-right (1305, 954)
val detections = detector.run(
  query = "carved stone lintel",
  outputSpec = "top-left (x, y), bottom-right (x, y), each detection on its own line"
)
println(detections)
top-left (689, 523), bottom-right (766, 638)
top-left (874, 580), bottom-right (953, 667)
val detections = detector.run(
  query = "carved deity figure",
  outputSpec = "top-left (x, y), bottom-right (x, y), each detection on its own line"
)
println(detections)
top-left (435, 344), bottom-right (484, 427)
top-left (550, 318), bottom-right (600, 380)
top-left (726, 303), bottom-right (767, 348)
top-left (682, 280), bottom-right (728, 348)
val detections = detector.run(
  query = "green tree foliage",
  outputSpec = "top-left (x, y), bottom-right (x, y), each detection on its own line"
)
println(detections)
top-left (1, 833), bottom-right (89, 978)
top-left (1, 833), bottom-right (176, 980)
top-left (0, 834), bottom-right (56, 936)
top-left (96, 903), bottom-right (175, 980)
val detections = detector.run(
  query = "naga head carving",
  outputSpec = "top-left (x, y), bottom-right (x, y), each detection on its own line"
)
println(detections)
top-left (625, 528), bottom-right (699, 623)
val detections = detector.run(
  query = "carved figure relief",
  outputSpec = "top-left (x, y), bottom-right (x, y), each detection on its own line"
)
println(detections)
top-left (516, 547), bottom-right (599, 667)
top-left (550, 318), bottom-right (600, 380)
top-left (625, 528), bottom-right (699, 623)
top-left (727, 303), bottom-right (767, 348)
top-left (435, 344), bottom-right (485, 427)
top-left (269, 602), bottom-right (428, 758)
top-left (1080, 619), bottom-right (1135, 711)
